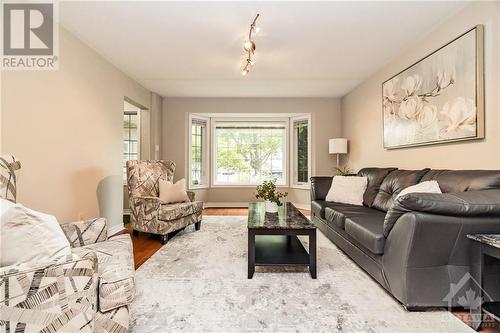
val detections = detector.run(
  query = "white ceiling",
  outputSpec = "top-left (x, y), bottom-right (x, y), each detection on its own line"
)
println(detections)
top-left (60, 1), bottom-right (467, 98)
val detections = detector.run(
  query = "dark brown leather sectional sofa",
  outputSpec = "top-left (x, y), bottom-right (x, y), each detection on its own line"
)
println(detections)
top-left (311, 168), bottom-right (500, 309)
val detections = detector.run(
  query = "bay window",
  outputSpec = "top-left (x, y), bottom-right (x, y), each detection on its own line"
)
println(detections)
top-left (187, 114), bottom-right (310, 189)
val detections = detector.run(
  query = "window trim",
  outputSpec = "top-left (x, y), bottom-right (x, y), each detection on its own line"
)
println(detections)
top-left (188, 114), bottom-right (210, 189)
top-left (210, 117), bottom-right (290, 188)
top-left (290, 114), bottom-right (312, 189)
top-left (123, 109), bottom-right (141, 184)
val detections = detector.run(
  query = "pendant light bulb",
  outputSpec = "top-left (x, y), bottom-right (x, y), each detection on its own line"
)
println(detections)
top-left (244, 40), bottom-right (255, 52)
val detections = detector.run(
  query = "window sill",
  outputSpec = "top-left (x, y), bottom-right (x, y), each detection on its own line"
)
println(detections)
top-left (210, 184), bottom-right (289, 189)
top-left (290, 184), bottom-right (310, 190)
top-left (189, 185), bottom-right (209, 190)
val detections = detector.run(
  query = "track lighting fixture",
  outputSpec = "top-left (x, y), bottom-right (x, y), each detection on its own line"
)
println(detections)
top-left (241, 14), bottom-right (259, 76)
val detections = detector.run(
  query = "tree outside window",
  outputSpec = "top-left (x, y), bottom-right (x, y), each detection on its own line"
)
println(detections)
top-left (191, 121), bottom-right (205, 186)
top-left (294, 119), bottom-right (309, 184)
top-left (215, 123), bottom-right (286, 185)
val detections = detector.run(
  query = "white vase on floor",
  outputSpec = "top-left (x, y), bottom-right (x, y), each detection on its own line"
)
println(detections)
top-left (265, 200), bottom-right (278, 213)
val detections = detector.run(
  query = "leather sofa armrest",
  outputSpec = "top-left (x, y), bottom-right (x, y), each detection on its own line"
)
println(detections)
top-left (382, 211), bottom-right (500, 307)
top-left (383, 189), bottom-right (500, 237)
top-left (310, 176), bottom-right (333, 201)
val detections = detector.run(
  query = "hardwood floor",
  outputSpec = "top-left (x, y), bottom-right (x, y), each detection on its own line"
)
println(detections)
top-left (124, 207), bottom-right (497, 331)
top-left (124, 225), bottom-right (163, 269)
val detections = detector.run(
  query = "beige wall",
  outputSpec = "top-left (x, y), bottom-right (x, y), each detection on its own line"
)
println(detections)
top-left (150, 93), bottom-right (163, 160)
top-left (162, 98), bottom-right (341, 206)
top-left (1, 27), bottom-right (151, 231)
top-left (341, 2), bottom-right (500, 171)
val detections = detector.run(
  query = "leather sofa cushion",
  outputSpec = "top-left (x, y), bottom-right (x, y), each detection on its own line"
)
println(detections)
top-left (312, 200), bottom-right (342, 219)
top-left (357, 168), bottom-right (397, 207)
top-left (372, 169), bottom-right (430, 212)
top-left (421, 170), bottom-right (500, 193)
top-left (344, 210), bottom-right (387, 254)
top-left (311, 200), bottom-right (326, 218)
top-left (325, 203), bottom-right (383, 230)
top-left (325, 206), bottom-right (346, 229)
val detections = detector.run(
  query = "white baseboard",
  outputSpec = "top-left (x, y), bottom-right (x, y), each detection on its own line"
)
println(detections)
top-left (108, 224), bottom-right (125, 236)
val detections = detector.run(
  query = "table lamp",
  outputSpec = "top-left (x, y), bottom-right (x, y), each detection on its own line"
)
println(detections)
top-left (329, 138), bottom-right (348, 169)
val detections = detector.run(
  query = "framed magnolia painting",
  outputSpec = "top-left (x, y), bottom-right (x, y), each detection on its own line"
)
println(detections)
top-left (382, 25), bottom-right (484, 149)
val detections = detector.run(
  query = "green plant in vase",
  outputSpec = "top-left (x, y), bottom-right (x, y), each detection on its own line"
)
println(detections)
top-left (255, 179), bottom-right (288, 213)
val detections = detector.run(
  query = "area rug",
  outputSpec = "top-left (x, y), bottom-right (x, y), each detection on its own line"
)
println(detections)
top-left (130, 216), bottom-right (472, 332)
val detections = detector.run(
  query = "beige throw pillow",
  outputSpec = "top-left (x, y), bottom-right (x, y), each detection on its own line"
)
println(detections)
top-left (159, 179), bottom-right (190, 203)
top-left (396, 180), bottom-right (442, 199)
top-left (325, 176), bottom-right (368, 206)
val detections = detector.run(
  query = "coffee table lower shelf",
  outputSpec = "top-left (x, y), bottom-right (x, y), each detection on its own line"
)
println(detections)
top-left (255, 235), bottom-right (310, 266)
top-left (483, 302), bottom-right (500, 322)
top-left (248, 229), bottom-right (317, 279)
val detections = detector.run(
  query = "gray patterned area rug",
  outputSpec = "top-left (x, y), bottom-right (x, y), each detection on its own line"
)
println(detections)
top-left (130, 216), bottom-right (471, 333)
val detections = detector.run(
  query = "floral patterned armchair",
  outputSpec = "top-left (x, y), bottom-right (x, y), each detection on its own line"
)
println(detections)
top-left (126, 160), bottom-right (203, 244)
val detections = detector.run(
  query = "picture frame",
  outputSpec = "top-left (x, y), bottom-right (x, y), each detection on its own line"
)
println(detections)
top-left (382, 25), bottom-right (484, 149)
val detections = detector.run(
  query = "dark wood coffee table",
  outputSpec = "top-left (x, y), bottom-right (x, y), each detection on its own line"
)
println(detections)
top-left (467, 234), bottom-right (500, 330)
top-left (247, 202), bottom-right (317, 279)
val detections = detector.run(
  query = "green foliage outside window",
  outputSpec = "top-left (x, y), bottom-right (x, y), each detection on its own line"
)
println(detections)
top-left (216, 126), bottom-right (284, 183)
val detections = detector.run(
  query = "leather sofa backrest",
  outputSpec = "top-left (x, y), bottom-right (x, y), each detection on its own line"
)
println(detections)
top-left (357, 167), bottom-right (397, 207)
top-left (421, 170), bottom-right (500, 193)
top-left (310, 176), bottom-right (333, 201)
top-left (372, 169), bottom-right (430, 212)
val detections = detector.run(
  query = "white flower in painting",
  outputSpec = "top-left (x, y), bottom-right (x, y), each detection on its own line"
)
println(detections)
top-left (441, 97), bottom-right (476, 134)
top-left (383, 78), bottom-right (399, 102)
top-left (399, 95), bottom-right (423, 120)
top-left (384, 102), bottom-right (397, 120)
top-left (417, 105), bottom-right (437, 128)
top-left (401, 74), bottom-right (422, 97)
top-left (436, 70), bottom-right (455, 90)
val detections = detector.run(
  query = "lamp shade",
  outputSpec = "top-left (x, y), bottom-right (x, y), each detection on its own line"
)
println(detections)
top-left (329, 138), bottom-right (348, 154)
